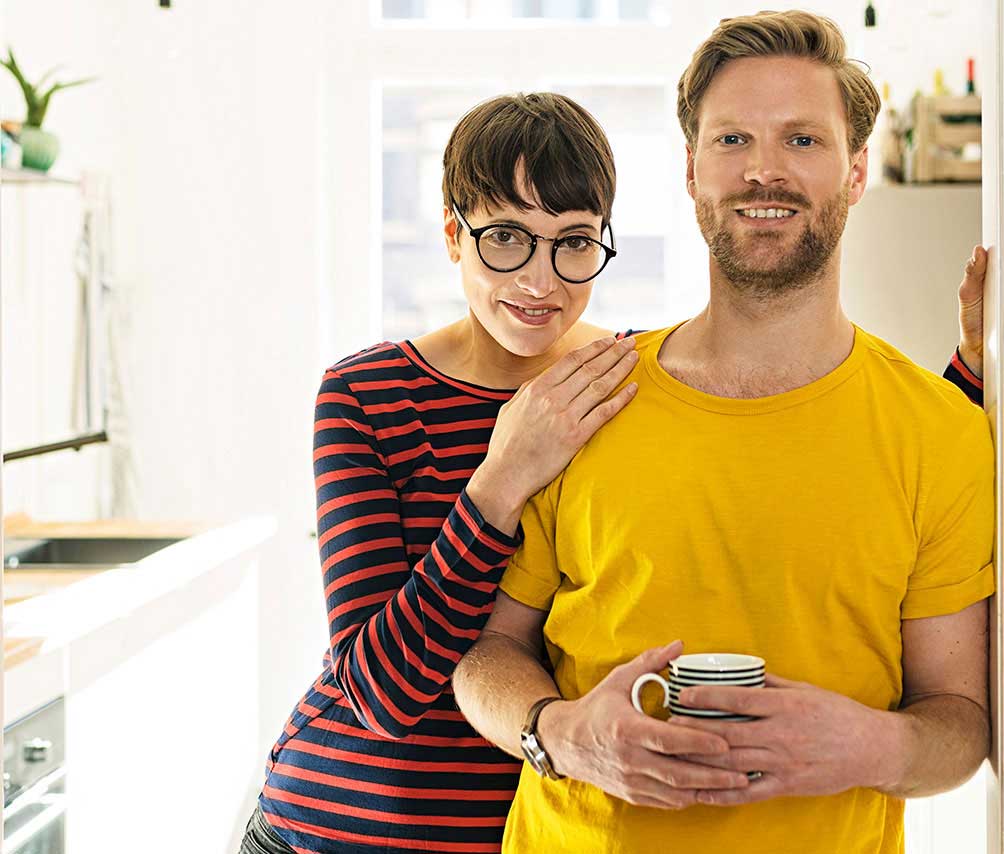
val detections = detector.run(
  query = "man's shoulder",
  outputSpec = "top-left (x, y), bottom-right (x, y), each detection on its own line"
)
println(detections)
top-left (631, 325), bottom-right (679, 354)
top-left (855, 327), bottom-right (979, 422)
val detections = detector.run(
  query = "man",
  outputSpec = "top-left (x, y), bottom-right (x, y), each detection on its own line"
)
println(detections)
top-left (452, 10), bottom-right (994, 854)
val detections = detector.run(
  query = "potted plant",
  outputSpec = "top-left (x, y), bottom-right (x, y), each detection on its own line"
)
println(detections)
top-left (1, 47), bottom-right (94, 172)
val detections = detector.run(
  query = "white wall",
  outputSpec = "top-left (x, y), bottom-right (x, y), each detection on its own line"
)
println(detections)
top-left (1, 0), bottom-right (331, 783)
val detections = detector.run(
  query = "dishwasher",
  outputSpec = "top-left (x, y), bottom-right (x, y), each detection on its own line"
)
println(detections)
top-left (3, 698), bottom-right (65, 854)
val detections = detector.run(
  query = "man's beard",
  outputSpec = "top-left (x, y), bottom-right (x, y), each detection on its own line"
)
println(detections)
top-left (695, 187), bottom-right (848, 298)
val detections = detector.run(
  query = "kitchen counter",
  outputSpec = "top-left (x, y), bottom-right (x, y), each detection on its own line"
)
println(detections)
top-left (3, 515), bottom-right (210, 539)
top-left (3, 516), bottom-right (276, 725)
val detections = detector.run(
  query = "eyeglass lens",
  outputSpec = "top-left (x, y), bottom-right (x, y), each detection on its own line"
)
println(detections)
top-left (478, 226), bottom-right (605, 282)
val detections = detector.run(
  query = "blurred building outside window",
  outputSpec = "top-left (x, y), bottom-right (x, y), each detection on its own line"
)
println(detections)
top-left (380, 0), bottom-right (672, 24)
top-left (382, 83), bottom-right (674, 341)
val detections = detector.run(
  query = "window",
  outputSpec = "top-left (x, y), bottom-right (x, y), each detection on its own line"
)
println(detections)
top-left (381, 0), bottom-right (672, 24)
top-left (381, 83), bottom-right (673, 340)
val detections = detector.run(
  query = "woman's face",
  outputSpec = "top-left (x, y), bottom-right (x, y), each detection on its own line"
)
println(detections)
top-left (444, 192), bottom-right (604, 359)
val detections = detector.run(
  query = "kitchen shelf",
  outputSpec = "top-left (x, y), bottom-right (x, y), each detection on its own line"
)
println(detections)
top-left (3, 169), bottom-right (112, 465)
top-left (1, 166), bottom-right (81, 186)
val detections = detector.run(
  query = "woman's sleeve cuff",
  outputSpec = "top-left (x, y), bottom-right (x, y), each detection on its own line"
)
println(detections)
top-left (457, 488), bottom-right (524, 554)
top-left (944, 349), bottom-right (983, 406)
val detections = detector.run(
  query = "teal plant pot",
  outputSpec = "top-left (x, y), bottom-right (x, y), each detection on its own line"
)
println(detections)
top-left (19, 126), bottom-right (60, 172)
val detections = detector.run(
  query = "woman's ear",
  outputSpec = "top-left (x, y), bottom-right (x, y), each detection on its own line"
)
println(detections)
top-left (444, 206), bottom-right (462, 263)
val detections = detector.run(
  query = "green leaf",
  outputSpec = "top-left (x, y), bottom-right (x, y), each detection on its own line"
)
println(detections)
top-left (2, 57), bottom-right (40, 123)
top-left (35, 65), bottom-right (65, 89)
top-left (42, 77), bottom-right (96, 96)
top-left (2, 47), bottom-right (94, 128)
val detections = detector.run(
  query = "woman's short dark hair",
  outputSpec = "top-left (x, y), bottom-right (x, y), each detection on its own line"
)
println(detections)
top-left (442, 92), bottom-right (616, 225)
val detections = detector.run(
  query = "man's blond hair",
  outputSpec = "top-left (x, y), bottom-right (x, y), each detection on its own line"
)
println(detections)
top-left (677, 10), bottom-right (881, 154)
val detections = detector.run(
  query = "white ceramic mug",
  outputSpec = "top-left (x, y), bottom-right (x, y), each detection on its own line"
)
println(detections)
top-left (670, 653), bottom-right (765, 675)
top-left (631, 671), bottom-right (673, 714)
top-left (631, 652), bottom-right (765, 714)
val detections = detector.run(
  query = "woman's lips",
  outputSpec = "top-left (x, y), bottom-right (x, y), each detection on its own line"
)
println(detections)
top-left (500, 301), bottom-right (560, 326)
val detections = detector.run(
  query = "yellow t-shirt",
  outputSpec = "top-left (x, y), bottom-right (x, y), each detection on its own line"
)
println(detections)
top-left (500, 324), bottom-right (994, 854)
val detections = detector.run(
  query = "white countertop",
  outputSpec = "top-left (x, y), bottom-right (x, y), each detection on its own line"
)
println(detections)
top-left (3, 516), bottom-right (276, 725)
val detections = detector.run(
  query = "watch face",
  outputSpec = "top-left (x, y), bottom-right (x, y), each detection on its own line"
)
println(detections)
top-left (521, 732), bottom-right (546, 774)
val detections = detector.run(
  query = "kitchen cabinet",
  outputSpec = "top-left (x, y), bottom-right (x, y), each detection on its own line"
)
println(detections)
top-left (66, 567), bottom-right (258, 852)
top-left (841, 182), bottom-right (981, 374)
top-left (4, 518), bottom-right (274, 853)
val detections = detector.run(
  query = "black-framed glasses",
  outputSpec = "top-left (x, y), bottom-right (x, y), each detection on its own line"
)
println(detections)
top-left (451, 202), bottom-right (617, 284)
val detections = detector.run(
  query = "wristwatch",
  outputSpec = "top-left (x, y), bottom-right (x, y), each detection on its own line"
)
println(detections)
top-left (520, 696), bottom-right (565, 780)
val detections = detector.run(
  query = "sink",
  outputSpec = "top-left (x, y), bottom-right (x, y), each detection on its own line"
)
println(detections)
top-left (4, 537), bottom-right (183, 568)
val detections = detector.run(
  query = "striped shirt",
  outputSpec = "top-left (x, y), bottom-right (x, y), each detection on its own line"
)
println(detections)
top-left (944, 347), bottom-right (983, 406)
top-left (258, 337), bottom-right (980, 854)
top-left (260, 340), bottom-right (525, 854)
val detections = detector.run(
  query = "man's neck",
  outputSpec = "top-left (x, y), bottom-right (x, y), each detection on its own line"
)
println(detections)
top-left (659, 258), bottom-right (855, 399)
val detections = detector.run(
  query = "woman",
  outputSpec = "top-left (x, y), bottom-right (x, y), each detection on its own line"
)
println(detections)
top-left (240, 92), bottom-right (988, 854)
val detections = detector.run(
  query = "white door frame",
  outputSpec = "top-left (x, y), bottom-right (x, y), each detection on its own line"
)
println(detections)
top-left (986, 0), bottom-right (1004, 849)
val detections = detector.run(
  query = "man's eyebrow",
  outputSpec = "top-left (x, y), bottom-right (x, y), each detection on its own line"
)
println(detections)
top-left (704, 118), bottom-right (833, 133)
top-left (778, 118), bottom-right (833, 133)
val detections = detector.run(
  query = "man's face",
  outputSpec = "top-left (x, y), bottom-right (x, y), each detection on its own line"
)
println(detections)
top-left (687, 56), bottom-right (868, 296)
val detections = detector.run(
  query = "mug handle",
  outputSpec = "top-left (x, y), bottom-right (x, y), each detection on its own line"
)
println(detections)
top-left (631, 672), bottom-right (671, 714)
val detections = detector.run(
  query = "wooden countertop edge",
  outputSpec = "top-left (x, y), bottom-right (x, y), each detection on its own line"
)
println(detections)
top-left (3, 514), bottom-right (213, 539)
top-left (2, 513), bottom-right (279, 674)
top-left (4, 636), bottom-right (45, 670)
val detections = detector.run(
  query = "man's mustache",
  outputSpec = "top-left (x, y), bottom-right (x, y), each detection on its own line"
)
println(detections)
top-left (721, 190), bottom-right (812, 210)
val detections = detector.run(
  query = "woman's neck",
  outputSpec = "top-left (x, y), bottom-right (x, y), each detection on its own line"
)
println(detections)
top-left (412, 313), bottom-right (609, 390)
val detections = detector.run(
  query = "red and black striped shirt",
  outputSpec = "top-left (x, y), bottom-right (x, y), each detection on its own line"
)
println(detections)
top-left (944, 347), bottom-right (983, 406)
top-left (258, 338), bottom-right (981, 854)
top-left (260, 340), bottom-right (525, 854)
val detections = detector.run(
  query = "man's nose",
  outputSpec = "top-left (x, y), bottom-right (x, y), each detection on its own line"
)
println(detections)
top-left (743, 142), bottom-right (789, 185)
top-left (513, 244), bottom-right (558, 297)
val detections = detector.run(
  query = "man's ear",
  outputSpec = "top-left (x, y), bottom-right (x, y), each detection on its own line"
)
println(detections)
top-left (686, 145), bottom-right (697, 201)
top-left (444, 206), bottom-right (461, 263)
top-left (847, 145), bottom-right (869, 207)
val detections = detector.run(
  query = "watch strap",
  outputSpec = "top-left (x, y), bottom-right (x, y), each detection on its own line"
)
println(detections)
top-left (521, 696), bottom-right (564, 780)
